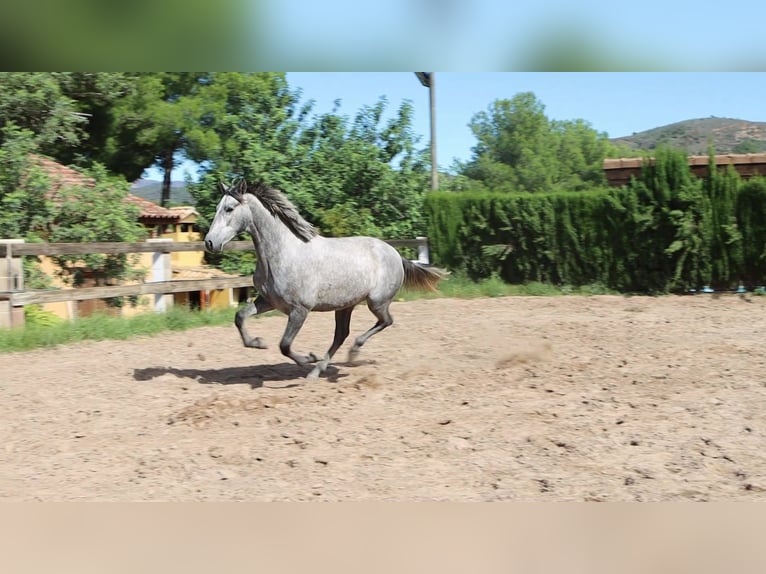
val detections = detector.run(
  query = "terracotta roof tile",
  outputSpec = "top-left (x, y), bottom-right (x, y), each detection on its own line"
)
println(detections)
top-left (123, 194), bottom-right (180, 220)
top-left (167, 206), bottom-right (199, 221)
top-left (30, 154), bottom-right (182, 221)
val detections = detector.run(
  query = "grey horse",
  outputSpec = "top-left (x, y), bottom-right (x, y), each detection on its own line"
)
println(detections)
top-left (204, 179), bottom-right (448, 379)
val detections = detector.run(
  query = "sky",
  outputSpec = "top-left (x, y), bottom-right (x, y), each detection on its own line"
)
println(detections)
top-left (262, 2), bottom-right (766, 71)
top-left (6, 0), bottom-right (766, 70)
top-left (147, 72), bottom-right (766, 181)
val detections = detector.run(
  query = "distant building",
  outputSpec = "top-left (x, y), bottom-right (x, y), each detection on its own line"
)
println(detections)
top-left (603, 153), bottom-right (766, 187)
top-left (29, 156), bottom-right (246, 319)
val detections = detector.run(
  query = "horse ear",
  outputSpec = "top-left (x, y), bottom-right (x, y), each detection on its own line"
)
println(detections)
top-left (217, 181), bottom-right (228, 195)
top-left (229, 178), bottom-right (245, 203)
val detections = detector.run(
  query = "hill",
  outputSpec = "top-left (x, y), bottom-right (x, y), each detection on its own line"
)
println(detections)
top-left (129, 179), bottom-right (194, 206)
top-left (610, 117), bottom-right (766, 155)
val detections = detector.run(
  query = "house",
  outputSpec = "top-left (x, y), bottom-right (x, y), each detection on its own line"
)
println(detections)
top-left (603, 153), bottom-right (766, 187)
top-left (28, 156), bottom-right (248, 319)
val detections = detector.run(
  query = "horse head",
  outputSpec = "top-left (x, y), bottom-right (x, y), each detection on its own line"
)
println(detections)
top-left (204, 180), bottom-right (249, 252)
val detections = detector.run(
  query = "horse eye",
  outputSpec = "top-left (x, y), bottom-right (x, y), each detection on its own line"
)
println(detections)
top-left (224, 206), bottom-right (235, 213)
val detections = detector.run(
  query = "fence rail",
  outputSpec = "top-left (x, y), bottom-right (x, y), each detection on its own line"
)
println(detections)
top-left (0, 277), bottom-right (256, 306)
top-left (0, 239), bottom-right (425, 258)
top-left (0, 237), bottom-right (429, 327)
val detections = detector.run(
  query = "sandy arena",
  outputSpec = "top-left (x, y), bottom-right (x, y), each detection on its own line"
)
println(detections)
top-left (1, 294), bottom-right (765, 501)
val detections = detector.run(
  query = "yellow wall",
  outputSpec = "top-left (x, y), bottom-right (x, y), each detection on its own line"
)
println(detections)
top-left (161, 220), bottom-right (203, 267)
top-left (38, 253), bottom-right (155, 320)
top-left (29, 212), bottom-right (240, 321)
top-left (208, 288), bottom-right (233, 310)
top-left (119, 251), bottom-right (155, 318)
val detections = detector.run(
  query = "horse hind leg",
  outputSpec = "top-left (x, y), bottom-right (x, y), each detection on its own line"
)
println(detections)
top-left (347, 300), bottom-right (393, 363)
top-left (235, 296), bottom-right (273, 349)
top-left (308, 307), bottom-right (354, 379)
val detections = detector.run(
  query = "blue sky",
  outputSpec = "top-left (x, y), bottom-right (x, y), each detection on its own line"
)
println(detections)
top-left (147, 72), bottom-right (766, 180)
top-left (287, 73), bottom-right (766, 169)
top-left (260, 2), bottom-right (766, 70)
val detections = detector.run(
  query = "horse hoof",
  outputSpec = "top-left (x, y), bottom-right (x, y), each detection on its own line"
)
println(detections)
top-left (246, 337), bottom-right (267, 349)
top-left (306, 367), bottom-right (321, 380)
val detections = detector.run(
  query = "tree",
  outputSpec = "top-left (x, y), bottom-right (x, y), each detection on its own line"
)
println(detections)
top-left (462, 92), bottom-right (610, 192)
top-left (553, 118), bottom-right (610, 189)
top-left (292, 97), bottom-right (429, 239)
top-left (0, 125), bottom-right (52, 241)
top-left (705, 152), bottom-right (743, 286)
top-left (106, 72), bottom-right (220, 205)
top-left (464, 92), bottom-right (553, 192)
top-left (47, 164), bottom-right (147, 287)
top-left (737, 177), bottom-right (766, 285)
top-left (50, 72), bottom-right (142, 173)
top-left (1, 72), bottom-right (222, 206)
top-left (626, 147), bottom-right (709, 292)
top-left (0, 73), bottom-right (86, 154)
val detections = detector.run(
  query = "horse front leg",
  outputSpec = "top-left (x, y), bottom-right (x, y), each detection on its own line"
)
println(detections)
top-left (235, 295), bottom-right (273, 349)
top-left (279, 306), bottom-right (320, 370)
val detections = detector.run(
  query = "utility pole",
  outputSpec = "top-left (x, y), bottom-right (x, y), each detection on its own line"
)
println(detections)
top-left (415, 72), bottom-right (438, 190)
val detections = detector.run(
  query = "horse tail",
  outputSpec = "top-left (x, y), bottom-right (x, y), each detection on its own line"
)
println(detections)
top-left (400, 257), bottom-right (450, 292)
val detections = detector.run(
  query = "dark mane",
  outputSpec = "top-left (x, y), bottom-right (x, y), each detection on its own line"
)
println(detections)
top-left (244, 181), bottom-right (318, 242)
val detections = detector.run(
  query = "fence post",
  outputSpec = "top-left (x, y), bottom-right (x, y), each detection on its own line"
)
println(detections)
top-left (416, 236), bottom-right (430, 265)
top-left (146, 238), bottom-right (173, 312)
top-left (0, 239), bottom-right (25, 328)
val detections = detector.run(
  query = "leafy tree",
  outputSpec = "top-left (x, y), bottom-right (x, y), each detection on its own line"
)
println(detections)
top-left (1, 72), bottom-right (224, 206)
top-left (292, 97), bottom-right (429, 239)
top-left (47, 164), bottom-right (147, 287)
top-left (0, 125), bottom-right (52, 241)
top-left (705, 155), bottom-right (743, 286)
top-left (105, 72), bottom-right (221, 205)
top-left (737, 177), bottom-right (766, 285)
top-left (463, 92), bottom-right (553, 192)
top-left (553, 118), bottom-right (610, 188)
top-left (50, 72), bottom-right (142, 172)
top-left (0, 73), bottom-right (86, 153)
top-left (462, 92), bottom-right (610, 193)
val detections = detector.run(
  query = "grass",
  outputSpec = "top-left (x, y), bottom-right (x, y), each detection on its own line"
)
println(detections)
top-left (399, 274), bottom-right (617, 300)
top-left (0, 277), bottom-right (618, 353)
top-left (0, 305), bottom-right (236, 353)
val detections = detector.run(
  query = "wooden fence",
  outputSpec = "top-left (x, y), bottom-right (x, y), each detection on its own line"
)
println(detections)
top-left (0, 237), bottom-right (429, 328)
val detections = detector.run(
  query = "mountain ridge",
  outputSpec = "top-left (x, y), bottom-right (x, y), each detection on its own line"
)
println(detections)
top-left (129, 179), bottom-right (194, 206)
top-left (610, 117), bottom-right (766, 155)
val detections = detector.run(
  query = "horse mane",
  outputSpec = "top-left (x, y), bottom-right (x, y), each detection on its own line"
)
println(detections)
top-left (243, 181), bottom-right (318, 242)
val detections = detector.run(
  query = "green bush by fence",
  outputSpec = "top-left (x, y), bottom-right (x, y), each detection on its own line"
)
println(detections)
top-left (425, 148), bottom-right (766, 293)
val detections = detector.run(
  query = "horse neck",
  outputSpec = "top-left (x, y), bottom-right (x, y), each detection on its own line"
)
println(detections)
top-left (245, 196), bottom-right (303, 259)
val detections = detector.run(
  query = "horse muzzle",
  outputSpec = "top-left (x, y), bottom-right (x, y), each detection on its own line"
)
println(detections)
top-left (204, 237), bottom-right (220, 253)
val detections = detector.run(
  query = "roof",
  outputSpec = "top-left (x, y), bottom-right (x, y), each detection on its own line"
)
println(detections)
top-left (603, 152), bottom-right (766, 170)
top-left (603, 152), bottom-right (766, 187)
top-left (30, 155), bottom-right (193, 223)
top-left (123, 194), bottom-right (180, 220)
top-left (167, 206), bottom-right (199, 222)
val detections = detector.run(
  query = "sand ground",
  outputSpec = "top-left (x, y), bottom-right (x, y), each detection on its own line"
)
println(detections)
top-left (1, 294), bottom-right (765, 501)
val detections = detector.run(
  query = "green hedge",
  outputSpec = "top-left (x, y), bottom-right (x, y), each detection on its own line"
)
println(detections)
top-left (425, 149), bottom-right (766, 293)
